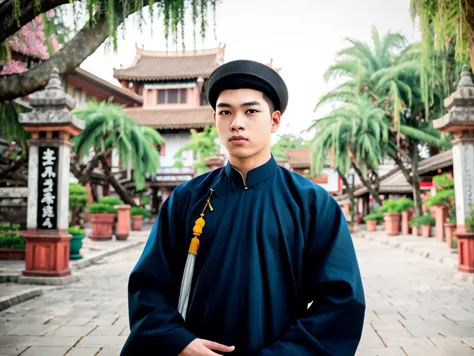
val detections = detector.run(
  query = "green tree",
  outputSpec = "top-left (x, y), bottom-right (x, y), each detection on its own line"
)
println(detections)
top-left (72, 101), bottom-right (165, 205)
top-left (316, 26), bottom-right (407, 112)
top-left (409, 0), bottom-right (473, 71)
top-left (174, 125), bottom-right (219, 175)
top-left (311, 93), bottom-right (388, 206)
top-left (271, 133), bottom-right (309, 159)
top-left (0, 0), bottom-right (220, 101)
top-left (313, 28), bottom-right (450, 216)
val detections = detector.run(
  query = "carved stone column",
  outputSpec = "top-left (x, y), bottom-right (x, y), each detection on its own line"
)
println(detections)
top-left (18, 68), bottom-right (85, 277)
top-left (433, 65), bottom-right (474, 273)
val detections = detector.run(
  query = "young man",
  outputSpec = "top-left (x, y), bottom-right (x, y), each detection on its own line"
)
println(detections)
top-left (121, 60), bottom-right (366, 356)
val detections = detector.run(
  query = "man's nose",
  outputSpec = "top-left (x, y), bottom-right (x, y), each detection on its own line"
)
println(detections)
top-left (230, 113), bottom-right (245, 131)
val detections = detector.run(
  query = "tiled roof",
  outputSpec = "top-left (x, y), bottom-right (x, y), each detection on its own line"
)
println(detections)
top-left (418, 149), bottom-right (452, 174)
top-left (354, 150), bottom-right (453, 197)
top-left (73, 68), bottom-right (143, 104)
top-left (352, 169), bottom-right (410, 196)
top-left (124, 106), bottom-right (214, 129)
top-left (285, 148), bottom-right (311, 168)
top-left (113, 46), bottom-right (225, 81)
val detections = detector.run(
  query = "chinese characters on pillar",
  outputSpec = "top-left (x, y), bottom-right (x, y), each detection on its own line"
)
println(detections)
top-left (37, 147), bottom-right (59, 229)
top-left (465, 144), bottom-right (474, 218)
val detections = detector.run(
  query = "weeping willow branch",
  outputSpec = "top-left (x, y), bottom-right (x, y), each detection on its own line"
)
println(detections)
top-left (410, 0), bottom-right (473, 119)
top-left (0, 0), bottom-right (70, 43)
top-left (410, 0), bottom-right (473, 63)
top-left (1, 0), bottom-right (218, 101)
top-left (3, 0), bottom-right (216, 51)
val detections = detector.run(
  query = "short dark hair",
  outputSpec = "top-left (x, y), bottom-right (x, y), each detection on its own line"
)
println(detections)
top-left (262, 93), bottom-right (275, 114)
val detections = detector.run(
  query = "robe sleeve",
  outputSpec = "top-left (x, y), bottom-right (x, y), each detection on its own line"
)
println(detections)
top-left (120, 189), bottom-right (196, 356)
top-left (256, 187), bottom-right (366, 356)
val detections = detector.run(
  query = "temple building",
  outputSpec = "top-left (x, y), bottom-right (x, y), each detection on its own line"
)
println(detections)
top-left (113, 44), bottom-right (226, 212)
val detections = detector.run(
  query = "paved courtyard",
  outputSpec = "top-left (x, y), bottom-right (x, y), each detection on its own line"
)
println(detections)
top-left (0, 236), bottom-right (473, 355)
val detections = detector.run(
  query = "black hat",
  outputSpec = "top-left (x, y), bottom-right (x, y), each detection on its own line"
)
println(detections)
top-left (205, 59), bottom-right (289, 114)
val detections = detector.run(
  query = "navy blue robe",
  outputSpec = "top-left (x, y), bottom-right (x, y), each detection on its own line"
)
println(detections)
top-left (121, 156), bottom-right (365, 355)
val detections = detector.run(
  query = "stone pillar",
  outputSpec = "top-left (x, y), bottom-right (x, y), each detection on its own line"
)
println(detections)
top-left (401, 211), bottom-right (411, 235)
top-left (18, 68), bottom-right (85, 277)
top-left (433, 65), bottom-right (474, 273)
top-left (115, 205), bottom-right (131, 240)
top-left (435, 206), bottom-right (448, 242)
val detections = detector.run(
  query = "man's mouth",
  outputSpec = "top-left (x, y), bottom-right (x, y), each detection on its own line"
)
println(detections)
top-left (229, 136), bottom-right (248, 143)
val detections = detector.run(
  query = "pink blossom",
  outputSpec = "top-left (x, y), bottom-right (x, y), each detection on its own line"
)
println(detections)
top-left (0, 60), bottom-right (28, 75)
top-left (7, 15), bottom-right (49, 60)
top-left (2, 14), bottom-right (63, 76)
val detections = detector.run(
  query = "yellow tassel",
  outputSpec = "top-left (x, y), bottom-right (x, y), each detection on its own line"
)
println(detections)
top-left (188, 189), bottom-right (214, 256)
top-left (195, 216), bottom-right (206, 227)
top-left (188, 236), bottom-right (200, 255)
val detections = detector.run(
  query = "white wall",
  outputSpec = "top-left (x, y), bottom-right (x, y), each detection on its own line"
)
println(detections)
top-left (66, 86), bottom-right (86, 108)
top-left (161, 133), bottom-right (193, 168)
top-left (318, 168), bottom-right (339, 193)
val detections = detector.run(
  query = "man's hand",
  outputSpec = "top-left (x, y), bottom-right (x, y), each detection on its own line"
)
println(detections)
top-left (179, 338), bottom-right (235, 356)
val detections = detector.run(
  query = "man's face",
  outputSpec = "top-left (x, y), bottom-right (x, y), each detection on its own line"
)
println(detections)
top-left (213, 88), bottom-right (281, 160)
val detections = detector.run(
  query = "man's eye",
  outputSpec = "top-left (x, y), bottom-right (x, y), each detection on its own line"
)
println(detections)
top-left (219, 110), bottom-right (231, 115)
top-left (246, 109), bottom-right (258, 114)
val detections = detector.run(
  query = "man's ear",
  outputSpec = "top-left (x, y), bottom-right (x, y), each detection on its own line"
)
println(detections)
top-left (213, 112), bottom-right (216, 125)
top-left (271, 111), bottom-right (281, 133)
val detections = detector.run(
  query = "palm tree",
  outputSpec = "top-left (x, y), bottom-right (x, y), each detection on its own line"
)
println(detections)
top-left (72, 101), bottom-right (165, 205)
top-left (313, 28), bottom-right (452, 215)
top-left (311, 94), bottom-right (388, 207)
top-left (315, 26), bottom-right (407, 112)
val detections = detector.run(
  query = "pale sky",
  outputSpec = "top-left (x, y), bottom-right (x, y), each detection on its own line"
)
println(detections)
top-left (81, 0), bottom-right (421, 141)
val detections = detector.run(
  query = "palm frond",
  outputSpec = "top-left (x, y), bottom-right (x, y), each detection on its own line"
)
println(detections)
top-left (399, 124), bottom-right (443, 146)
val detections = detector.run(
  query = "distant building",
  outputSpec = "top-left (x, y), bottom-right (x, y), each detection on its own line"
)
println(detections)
top-left (281, 148), bottom-right (340, 194)
top-left (65, 68), bottom-right (143, 109)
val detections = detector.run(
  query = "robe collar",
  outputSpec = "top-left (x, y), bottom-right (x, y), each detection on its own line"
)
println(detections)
top-left (224, 155), bottom-right (278, 189)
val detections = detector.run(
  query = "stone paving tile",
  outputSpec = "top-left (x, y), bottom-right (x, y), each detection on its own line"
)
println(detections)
top-left (88, 325), bottom-right (126, 337)
top-left (64, 347), bottom-right (101, 355)
top-left (439, 345), bottom-right (474, 355)
top-left (0, 348), bottom-right (28, 356)
top-left (377, 329), bottom-right (414, 339)
top-left (20, 346), bottom-right (70, 355)
top-left (110, 317), bottom-right (128, 328)
top-left (0, 284), bottom-right (41, 300)
top-left (356, 347), bottom-right (406, 356)
top-left (0, 237), bottom-right (473, 355)
top-left (429, 336), bottom-right (471, 347)
top-left (355, 238), bottom-right (474, 355)
top-left (4, 324), bottom-right (60, 336)
top-left (358, 325), bottom-right (385, 348)
top-left (381, 336), bottom-right (436, 348)
top-left (47, 325), bottom-right (97, 337)
top-left (401, 344), bottom-right (443, 355)
top-left (2, 335), bottom-right (80, 348)
top-left (75, 335), bottom-right (128, 348)
top-left (96, 348), bottom-right (121, 356)
top-left (87, 315), bottom-right (121, 326)
top-left (65, 318), bottom-right (94, 326)
top-left (464, 338), bottom-right (474, 348)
